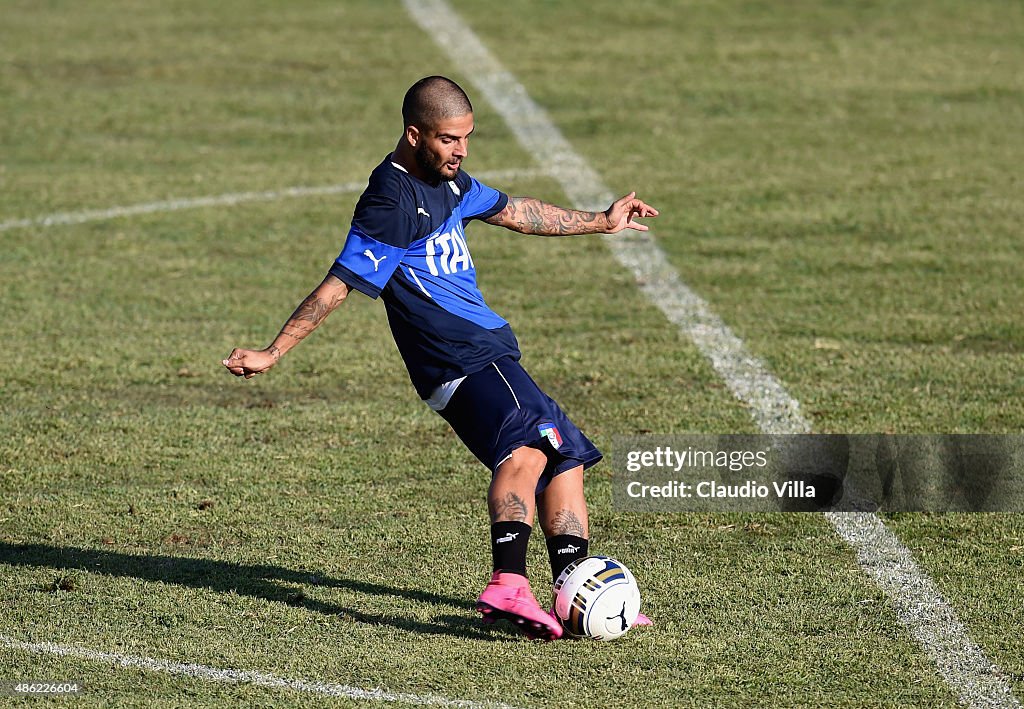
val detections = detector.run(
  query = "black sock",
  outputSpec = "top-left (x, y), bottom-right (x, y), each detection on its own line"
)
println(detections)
top-left (490, 521), bottom-right (532, 576)
top-left (546, 535), bottom-right (589, 583)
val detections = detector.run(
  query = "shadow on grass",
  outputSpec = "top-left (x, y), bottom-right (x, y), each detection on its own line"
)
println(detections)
top-left (0, 542), bottom-right (518, 642)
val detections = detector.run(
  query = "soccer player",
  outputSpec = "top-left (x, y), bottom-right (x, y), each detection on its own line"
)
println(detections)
top-left (223, 76), bottom-right (657, 640)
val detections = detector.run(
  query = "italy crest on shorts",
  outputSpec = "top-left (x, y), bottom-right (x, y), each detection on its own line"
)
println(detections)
top-left (538, 422), bottom-right (562, 450)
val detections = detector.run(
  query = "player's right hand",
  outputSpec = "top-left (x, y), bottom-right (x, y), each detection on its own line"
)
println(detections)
top-left (604, 192), bottom-right (659, 233)
top-left (222, 348), bottom-right (278, 379)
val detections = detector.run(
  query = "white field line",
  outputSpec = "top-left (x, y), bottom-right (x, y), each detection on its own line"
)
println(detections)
top-left (0, 636), bottom-right (521, 709)
top-left (0, 168), bottom-right (543, 233)
top-left (403, 1), bottom-right (1022, 707)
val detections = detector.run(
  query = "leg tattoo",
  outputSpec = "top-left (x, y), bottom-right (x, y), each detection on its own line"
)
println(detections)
top-left (550, 509), bottom-right (586, 537)
top-left (493, 492), bottom-right (529, 522)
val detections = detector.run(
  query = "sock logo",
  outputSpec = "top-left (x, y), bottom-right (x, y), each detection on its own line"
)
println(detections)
top-left (496, 532), bottom-right (520, 544)
top-left (607, 602), bottom-right (629, 632)
top-left (557, 544), bottom-right (580, 555)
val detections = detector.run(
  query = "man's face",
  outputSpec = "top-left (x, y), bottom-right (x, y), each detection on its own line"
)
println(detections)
top-left (413, 113), bottom-right (474, 182)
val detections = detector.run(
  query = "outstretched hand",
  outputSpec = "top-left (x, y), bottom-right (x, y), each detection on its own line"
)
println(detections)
top-left (605, 192), bottom-right (659, 233)
top-left (222, 347), bottom-right (279, 379)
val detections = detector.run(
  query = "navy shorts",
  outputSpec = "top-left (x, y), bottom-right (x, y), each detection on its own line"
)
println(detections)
top-left (437, 357), bottom-right (603, 492)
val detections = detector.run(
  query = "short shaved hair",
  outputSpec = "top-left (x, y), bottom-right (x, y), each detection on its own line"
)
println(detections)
top-left (402, 76), bottom-right (473, 130)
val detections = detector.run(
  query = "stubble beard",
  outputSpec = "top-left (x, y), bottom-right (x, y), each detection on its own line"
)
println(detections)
top-left (415, 142), bottom-right (458, 182)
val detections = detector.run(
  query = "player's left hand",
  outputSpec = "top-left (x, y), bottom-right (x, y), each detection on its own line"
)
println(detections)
top-left (222, 347), bottom-right (278, 379)
top-left (604, 192), bottom-right (659, 233)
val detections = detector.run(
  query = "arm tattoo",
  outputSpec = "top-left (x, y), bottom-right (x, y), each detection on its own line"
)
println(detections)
top-left (485, 196), bottom-right (609, 236)
top-left (278, 289), bottom-right (346, 343)
top-left (550, 509), bottom-right (586, 537)
top-left (493, 491), bottom-right (529, 523)
top-left (291, 292), bottom-right (338, 325)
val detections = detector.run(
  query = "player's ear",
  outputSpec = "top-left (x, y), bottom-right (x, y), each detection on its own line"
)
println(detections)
top-left (405, 124), bottom-right (420, 147)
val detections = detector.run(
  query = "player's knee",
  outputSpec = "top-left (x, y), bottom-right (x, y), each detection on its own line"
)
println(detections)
top-left (495, 446), bottom-right (547, 482)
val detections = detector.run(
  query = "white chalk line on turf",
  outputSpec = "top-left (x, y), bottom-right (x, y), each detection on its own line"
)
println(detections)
top-left (0, 168), bottom-right (543, 233)
top-left (403, 1), bottom-right (1022, 707)
top-left (0, 636), bottom-right (521, 709)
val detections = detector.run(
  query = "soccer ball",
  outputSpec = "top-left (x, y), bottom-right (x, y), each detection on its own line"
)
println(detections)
top-left (553, 555), bottom-right (641, 641)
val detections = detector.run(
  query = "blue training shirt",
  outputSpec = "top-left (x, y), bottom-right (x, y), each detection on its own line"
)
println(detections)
top-left (329, 156), bottom-right (519, 398)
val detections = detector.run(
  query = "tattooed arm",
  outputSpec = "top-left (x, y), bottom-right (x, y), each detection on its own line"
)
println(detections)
top-left (484, 192), bottom-right (658, 236)
top-left (222, 274), bottom-right (350, 379)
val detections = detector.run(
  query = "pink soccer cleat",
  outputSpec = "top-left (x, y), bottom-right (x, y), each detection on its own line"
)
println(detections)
top-left (477, 572), bottom-right (563, 641)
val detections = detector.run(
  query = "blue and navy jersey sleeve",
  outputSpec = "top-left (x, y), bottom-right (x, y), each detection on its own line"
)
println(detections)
top-left (330, 194), bottom-right (416, 299)
top-left (459, 173), bottom-right (508, 223)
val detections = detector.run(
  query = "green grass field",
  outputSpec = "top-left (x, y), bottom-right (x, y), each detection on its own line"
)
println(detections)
top-left (2, 1), bottom-right (1022, 706)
